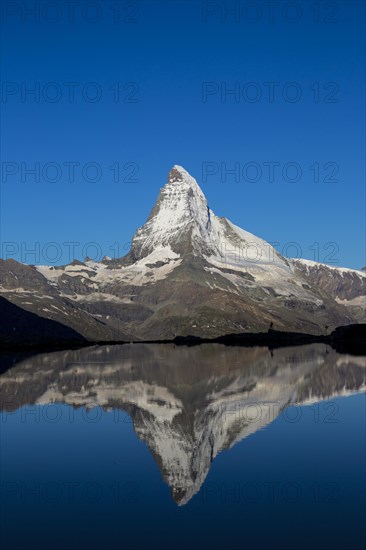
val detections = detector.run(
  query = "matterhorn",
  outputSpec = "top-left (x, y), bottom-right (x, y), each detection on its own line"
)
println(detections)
top-left (0, 166), bottom-right (365, 343)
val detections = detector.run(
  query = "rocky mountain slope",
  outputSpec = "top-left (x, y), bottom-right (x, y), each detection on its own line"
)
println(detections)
top-left (0, 166), bottom-right (365, 341)
top-left (0, 343), bottom-right (364, 505)
top-left (293, 259), bottom-right (365, 322)
top-left (0, 297), bottom-right (87, 347)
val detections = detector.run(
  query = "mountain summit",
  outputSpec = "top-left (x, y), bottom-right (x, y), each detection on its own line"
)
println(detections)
top-left (131, 165), bottom-right (288, 269)
top-left (130, 165), bottom-right (212, 260)
top-left (0, 166), bottom-right (365, 341)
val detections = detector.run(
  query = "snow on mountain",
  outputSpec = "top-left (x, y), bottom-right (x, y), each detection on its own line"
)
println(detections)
top-left (130, 165), bottom-right (290, 271)
top-left (131, 166), bottom-right (211, 258)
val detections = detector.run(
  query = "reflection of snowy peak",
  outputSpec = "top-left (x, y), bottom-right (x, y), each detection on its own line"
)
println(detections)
top-left (0, 166), bottom-right (365, 342)
top-left (1, 344), bottom-right (365, 505)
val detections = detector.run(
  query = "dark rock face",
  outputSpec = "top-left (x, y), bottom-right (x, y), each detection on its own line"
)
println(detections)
top-left (0, 259), bottom-right (51, 292)
top-left (0, 296), bottom-right (86, 348)
top-left (168, 167), bottom-right (184, 183)
top-left (293, 260), bottom-right (366, 322)
top-left (0, 260), bottom-right (126, 343)
top-left (293, 260), bottom-right (365, 300)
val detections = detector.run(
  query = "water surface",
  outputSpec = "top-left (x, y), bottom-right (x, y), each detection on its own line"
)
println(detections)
top-left (0, 344), bottom-right (365, 550)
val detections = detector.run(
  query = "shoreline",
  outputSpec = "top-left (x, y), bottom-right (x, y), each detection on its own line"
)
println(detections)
top-left (1, 324), bottom-right (365, 355)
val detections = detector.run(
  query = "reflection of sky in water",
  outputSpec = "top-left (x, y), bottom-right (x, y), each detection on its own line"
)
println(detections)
top-left (0, 344), bottom-right (365, 550)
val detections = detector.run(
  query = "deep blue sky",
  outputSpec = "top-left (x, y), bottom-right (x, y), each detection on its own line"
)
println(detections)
top-left (1, 1), bottom-right (365, 268)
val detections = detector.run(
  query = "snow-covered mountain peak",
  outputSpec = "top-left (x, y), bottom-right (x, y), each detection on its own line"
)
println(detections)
top-left (130, 166), bottom-right (211, 260)
top-left (128, 166), bottom-right (291, 272)
top-left (126, 166), bottom-right (296, 277)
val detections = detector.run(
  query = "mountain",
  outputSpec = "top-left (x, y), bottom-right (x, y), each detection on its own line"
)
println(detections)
top-left (0, 166), bottom-right (365, 342)
top-left (0, 296), bottom-right (86, 348)
top-left (0, 343), bottom-right (365, 505)
top-left (293, 259), bottom-right (366, 323)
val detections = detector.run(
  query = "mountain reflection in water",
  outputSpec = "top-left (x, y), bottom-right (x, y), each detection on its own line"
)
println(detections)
top-left (1, 343), bottom-right (365, 506)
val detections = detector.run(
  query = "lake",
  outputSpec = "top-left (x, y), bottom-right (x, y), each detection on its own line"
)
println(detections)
top-left (0, 343), bottom-right (365, 550)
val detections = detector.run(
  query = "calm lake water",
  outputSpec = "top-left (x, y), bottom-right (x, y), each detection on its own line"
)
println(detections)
top-left (0, 343), bottom-right (365, 550)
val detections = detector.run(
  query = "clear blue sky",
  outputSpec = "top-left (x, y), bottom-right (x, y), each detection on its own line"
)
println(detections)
top-left (1, 1), bottom-right (365, 269)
